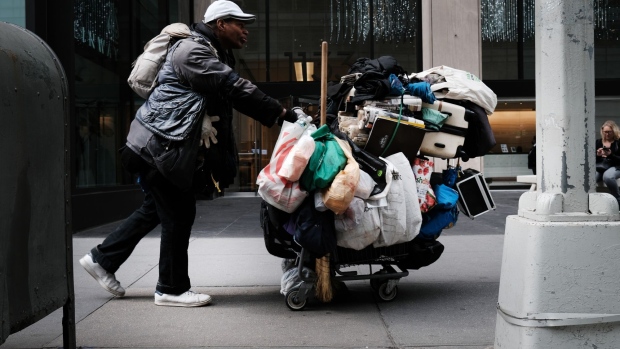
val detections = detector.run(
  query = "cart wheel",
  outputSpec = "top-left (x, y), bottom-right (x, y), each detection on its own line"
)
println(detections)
top-left (285, 288), bottom-right (307, 311)
top-left (370, 278), bottom-right (382, 291)
top-left (376, 282), bottom-right (398, 302)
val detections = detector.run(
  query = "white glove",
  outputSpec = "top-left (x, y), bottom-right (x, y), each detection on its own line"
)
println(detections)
top-left (200, 114), bottom-right (220, 149)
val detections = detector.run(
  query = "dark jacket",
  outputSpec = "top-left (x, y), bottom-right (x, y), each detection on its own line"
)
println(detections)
top-left (595, 138), bottom-right (620, 166)
top-left (128, 22), bottom-right (283, 191)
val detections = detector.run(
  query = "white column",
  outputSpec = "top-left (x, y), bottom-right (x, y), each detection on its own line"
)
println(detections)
top-left (494, 1), bottom-right (620, 348)
top-left (535, 0), bottom-right (594, 211)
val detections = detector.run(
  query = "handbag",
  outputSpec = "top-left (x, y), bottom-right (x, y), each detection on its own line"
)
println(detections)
top-left (596, 158), bottom-right (612, 173)
top-left (147, 124), bottom-right (202, 191)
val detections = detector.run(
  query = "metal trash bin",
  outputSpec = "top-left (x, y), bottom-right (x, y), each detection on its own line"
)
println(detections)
top-left (0, 22), bottom-right (75, 347)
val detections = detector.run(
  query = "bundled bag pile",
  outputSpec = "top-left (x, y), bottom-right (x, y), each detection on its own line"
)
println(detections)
top-left (258, 57), bottom-right (498, 266)
top-left (325, 59), bottom-right (498, 162)
top-left (257, 116), bottom-right (424, 256)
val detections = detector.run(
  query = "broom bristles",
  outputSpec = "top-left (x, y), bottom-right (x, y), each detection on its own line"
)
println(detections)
top-left (315, 254), bottom-right (333, 302)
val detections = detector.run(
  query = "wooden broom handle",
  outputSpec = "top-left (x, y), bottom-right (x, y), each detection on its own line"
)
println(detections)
top-left (320, 41), bottom-right (328, 126)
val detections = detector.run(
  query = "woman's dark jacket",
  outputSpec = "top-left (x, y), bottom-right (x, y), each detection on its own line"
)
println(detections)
top-left (595, 138), bottom-right (620, 167)
top-left (127, 22), bottom-right (283, 191)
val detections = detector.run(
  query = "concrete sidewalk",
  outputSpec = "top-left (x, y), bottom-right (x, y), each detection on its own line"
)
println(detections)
top-left (1, 191), bottom-right (523, 349)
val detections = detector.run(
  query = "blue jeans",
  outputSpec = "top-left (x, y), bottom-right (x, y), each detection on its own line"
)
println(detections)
top-left (595, 166), bottom-right (620, 201)
top-left (91, 169), bottom-right (196, 295)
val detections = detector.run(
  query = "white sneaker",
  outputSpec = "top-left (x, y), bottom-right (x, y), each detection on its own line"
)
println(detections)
top-left (79, 253), bottom-right (126, 297)
top-left (154, 290), bottom-right (212, 307)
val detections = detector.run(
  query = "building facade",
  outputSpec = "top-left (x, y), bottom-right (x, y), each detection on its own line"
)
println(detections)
top-left (1, 0), bottom-right (618, 231)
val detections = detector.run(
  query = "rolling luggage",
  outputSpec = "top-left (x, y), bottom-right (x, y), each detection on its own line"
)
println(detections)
top-left (419, 100), bottom-right (470, 159)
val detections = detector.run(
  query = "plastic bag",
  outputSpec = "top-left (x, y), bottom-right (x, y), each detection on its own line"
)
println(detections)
top-left (278, 134), bottom-right (315, 181)
top-left (412, 157), bottom-right (437, 213)
top-left (322, 137), bottom-right (361, 215)
top-left (419, 184), bottom-right (459, 240)
top-left (334, 197), bottom-right (381, 250)
top-left (421, 108), bottom-right (449, 131)
top-left (300, 124), bottom-right (347, 192)
top-left (373, 152), bottom-right (423, 247)
top-left (368, 156), bottom-right (394, 201)
top-left (257, 119), bottom-right (316, 213)
top-left (411, 65), bottom-right (497, 115)
top-left (343, 136), bottom-right (388, 196)
top-left (433, 184), bottom-right (459, 209)
top-left (280, 259), bottom-right (316, 296)
top-left (314, 191), bottom-right (328, 212)
top-left (354, 170), bottom-right (376, 199)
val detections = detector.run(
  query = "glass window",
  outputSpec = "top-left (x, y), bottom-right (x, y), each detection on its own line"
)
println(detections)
top-left (229, 0), bottom-right (420, 193)
top-left (482, 0), bottom-right (620, 81)
top-left (0, 0), bottom-right (25, 27)
top-left (73, 0), bottom-right (179, 188)
top-left (74, 0), bottom-right (124, 188)
top-left (237, 0), bottom-right (419, 83)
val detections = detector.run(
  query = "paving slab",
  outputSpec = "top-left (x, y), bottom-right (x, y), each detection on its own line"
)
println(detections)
top-left (2, 191), bottom-right (523, 348)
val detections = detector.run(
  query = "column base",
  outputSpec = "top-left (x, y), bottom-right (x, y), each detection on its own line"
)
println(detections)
top-left (494, 215), bottom-right (620, 348)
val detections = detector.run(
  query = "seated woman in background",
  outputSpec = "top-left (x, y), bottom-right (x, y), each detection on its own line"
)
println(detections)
top-left (595, 120), bottom-right (620, 205)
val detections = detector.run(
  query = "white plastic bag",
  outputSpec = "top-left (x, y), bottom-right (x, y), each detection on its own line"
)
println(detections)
top-left (412, 65), bottom-right (497, 115)
top-left (373, 152), bottom-right (423, 247)
top-left (278, 134), bottom-right (315, 181)
top-left (335, 197), bottom-right (381, 250)
top-left (354, 170), bottom-right (376, 200)
top-left (257, 119), bottom-right (316, 213)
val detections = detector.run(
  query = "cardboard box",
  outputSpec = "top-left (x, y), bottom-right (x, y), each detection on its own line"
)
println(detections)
top-left (364, 115), bottom-right (426, 161)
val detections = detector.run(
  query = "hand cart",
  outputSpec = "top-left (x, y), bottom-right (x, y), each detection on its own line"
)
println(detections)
top-left (260, 200), bottom-right (444, 311)
top-left (285, 243), bottom-right (413, 311)
top-left (259, 41), bottom-right (443, 310)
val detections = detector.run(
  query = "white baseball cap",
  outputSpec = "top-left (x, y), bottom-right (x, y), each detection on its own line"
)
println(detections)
top-left (203, 1), bottom-right (256, 24)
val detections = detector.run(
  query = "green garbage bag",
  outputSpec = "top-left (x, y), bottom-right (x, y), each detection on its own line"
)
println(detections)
top-left (300, 124), bottom-right (347, 192)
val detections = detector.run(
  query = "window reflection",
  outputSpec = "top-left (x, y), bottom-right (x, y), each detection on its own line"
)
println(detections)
top-left (76, 104), bottom-right (118, 187)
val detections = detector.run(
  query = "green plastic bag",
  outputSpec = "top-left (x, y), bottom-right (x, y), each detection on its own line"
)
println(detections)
top-left (422, 108), bottom-right (449, 131)
top-left (300, 125), bottom-right (347, 192)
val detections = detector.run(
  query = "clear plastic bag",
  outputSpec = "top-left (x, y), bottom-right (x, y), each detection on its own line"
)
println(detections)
top-left (280, 259), bottom-right (316, 296)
